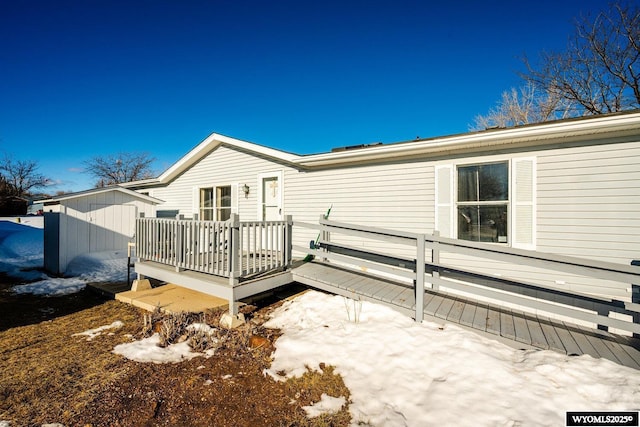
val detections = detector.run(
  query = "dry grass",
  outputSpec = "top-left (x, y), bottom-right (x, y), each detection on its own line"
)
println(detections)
top-left (0, 300), bottom-right (142, 424)
top-left (0, 288), bottom-right (351, 427)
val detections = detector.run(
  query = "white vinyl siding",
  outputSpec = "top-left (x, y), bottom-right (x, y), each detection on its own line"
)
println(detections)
top-left (50, 190), bottom-right (156, 274)
top-left (150, 145), bottom-right (294, 221)
top-left (536, 142), bottom-right (640, 264)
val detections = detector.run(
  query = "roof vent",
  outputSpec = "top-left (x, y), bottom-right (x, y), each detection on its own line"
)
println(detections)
top-left (331, 142), bottom-right (383, 152)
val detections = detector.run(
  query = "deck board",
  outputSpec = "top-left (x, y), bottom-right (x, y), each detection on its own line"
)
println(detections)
top-left (527, 317), bottom-right (549, 349)
top-left (511, 311), bottom-right (532, 345)
top-left (434, 296), bottom-right (455, 319)
top-left (485, 305), bottom-right (502, 336)
top-left (459, 303), bottom-right (477, 328)
top-left (425, 294), bottom-right (446, 316)
top-left (552, 324), bottom-right (582, 356)
top-left (446, 298), bottom-right (466, 323)
top-left (472, 304), bottom-right (488, 332)
top-left (499, 309), bottom-right (516, 341)
top-left (291, 261), bottom-right (640, 370)
top-left (538, 319), bottom-right (565, 353)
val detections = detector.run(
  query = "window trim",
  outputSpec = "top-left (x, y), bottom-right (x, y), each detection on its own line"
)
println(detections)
top-left (215, 184), bottom-right (232, 221)
top-left (435, 155), bottom-right (536, 249)
top-left (455, 161), bottom-right (510, 244)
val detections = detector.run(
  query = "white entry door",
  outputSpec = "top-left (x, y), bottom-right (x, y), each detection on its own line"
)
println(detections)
top-left (259, 172), bottom-right (283, 252)
top-left (260, 172), bottom-right (282, 221)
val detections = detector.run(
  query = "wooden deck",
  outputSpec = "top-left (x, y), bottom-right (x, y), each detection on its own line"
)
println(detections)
top-left (292, 261), bottom-right (640, 370)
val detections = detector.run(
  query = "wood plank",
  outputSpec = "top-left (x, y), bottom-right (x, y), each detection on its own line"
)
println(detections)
top-left (485, 305), bottom-right (501, 336)
top-left (425, 294), bottom-right (445, 316)
top-left (365, 278), bottom-right (395, 299)
top-left (472, 304), bottom-right (488, 331)
top-left (538, 319), bottom-right (566, 353)
top-left (375, 283), bottom-right (403, 303)
top-left (566, 325), bottom-right (601, 359)
top-left (599, 339), bottom-right (640, 370)
top-left (377, 283), bottom-right (407, 304)
top-left (434, 296), bottom-right (455, 319)
top-left (422, 291), bottom-right (436, 312)
top-left (459, 302), bottom-right (477, 327)
top-left (579, 328), bottom-right (622, 365)
top-left (551, 323), bottom-right (582, 356)
top-left (446, 298), bottom-right (466, 323)
top-left (500, 310), bottom-right (516, 341)
top-left (511, 311), bottom-right (532, 345)
top-left (359, 277), bottom-right (393, 297)
top-left (526, 317), bottom-right (549, 349)
top-left (392, 287), bottom-right (415, 309)
top-left (616, 343), bottom-right (640, 369)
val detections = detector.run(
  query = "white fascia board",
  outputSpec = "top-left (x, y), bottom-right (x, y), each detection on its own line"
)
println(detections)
top-left (36, 186), bottom-right (164, 205)
top-left (298, 111), bottom-right (640, 167)
top-left (156, 133), bottom-right (301, 184)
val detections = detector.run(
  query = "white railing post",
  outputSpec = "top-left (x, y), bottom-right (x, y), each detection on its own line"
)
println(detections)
top-left (415, 234), bottom-right (426, 323)
top-left (432, 230), bottom-right (440, 292)
top-left (228, 213), bottom-right (240, 283)
top-left (320, 214), bottom-right (329, 262)
top-left (175, 214), bottom-right (184, 272)
top-left (136, 213), bottom-right (145, 262)
top-left (285, 215), bottom-right (293, 267)
top-left (228, 213), bottom-right (241, 316)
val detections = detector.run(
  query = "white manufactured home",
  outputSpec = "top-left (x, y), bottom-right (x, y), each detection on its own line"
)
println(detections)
top-left (103, 111), bottom-right (640, 363)
top-left (128, 111), bottom-right (640, 292)
top-left (40, 186), bottom-right (161, 275)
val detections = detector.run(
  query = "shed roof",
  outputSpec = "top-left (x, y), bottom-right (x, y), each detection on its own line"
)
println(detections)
top-left (36, 185), bottom-right (164, 205)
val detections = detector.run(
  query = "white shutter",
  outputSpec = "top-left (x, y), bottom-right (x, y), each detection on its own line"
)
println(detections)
top-left (512, 157), bottom-right (536, 249)
top-left (435, 165), bottom-right (454, 238)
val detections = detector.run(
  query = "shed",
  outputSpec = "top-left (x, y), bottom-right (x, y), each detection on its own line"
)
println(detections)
top-left (39, 186), bottom-right (162, 275)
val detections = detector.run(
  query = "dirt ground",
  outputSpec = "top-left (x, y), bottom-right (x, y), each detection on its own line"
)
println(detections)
top-left (0, 275), bottom-right (351, 427)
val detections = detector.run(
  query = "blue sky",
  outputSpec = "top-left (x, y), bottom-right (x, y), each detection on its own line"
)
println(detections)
top-left (1, 0), bottom-right (607, 193)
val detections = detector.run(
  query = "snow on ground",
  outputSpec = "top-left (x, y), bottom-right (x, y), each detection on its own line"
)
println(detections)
top-left (0, 219), bottom-right (130, 296)
top-left (0, 220), bottom-right (45, 281)
top-left (72, 321), bottom-right (124, 341)
top-left (104, 289), bottom-right (640, 424)
top-left (264, 291), bottom-right (640, 427)
top-left (113, 334), bottom-right (204, 364)
top-left (2, 218), bottom-right (639, 424)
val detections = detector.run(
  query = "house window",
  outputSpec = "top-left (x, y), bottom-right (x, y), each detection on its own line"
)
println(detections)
top-left (457, 162), bottom-right (509, 243)
top-left (216, 186), bottom-right (232, 221)
top-left (199, 187), bottom-right (214, 220)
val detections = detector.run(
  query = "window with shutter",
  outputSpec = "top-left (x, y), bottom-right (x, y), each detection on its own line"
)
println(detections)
top-left (435, 157), bottom-right (535, 248)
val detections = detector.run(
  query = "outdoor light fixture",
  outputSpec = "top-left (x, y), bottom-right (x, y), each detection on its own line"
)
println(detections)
top-left (242, 184), bottom-right (250, 197)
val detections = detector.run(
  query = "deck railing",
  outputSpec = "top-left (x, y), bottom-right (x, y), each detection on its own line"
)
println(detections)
top-left (136, 214), bottom-right (292, 280)
top-left (294, 217), bottom-right (640, 335)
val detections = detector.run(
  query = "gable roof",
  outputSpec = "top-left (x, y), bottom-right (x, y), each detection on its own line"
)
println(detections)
top-left (36, 185), bottom-right (164, 205)
top-left (126, 110), bottom-right (640, 188)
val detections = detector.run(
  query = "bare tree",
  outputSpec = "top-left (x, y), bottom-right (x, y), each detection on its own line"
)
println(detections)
top-left (524, 2), bottom-right (640, 116)
top-left (473, 1), bottom-right (639, 129)
top-left (83, 152), bottom-right (156, 187)
top-left (0, 155), bottom-right (51, 197)
top-left (471, 83), bottom-right (572, 130)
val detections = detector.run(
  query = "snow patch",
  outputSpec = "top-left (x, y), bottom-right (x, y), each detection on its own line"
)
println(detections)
top-left (113, 333), bottom-right (201, 364)
top-left (265, 291), bottom-right (640, 427)
top-left (302, 393), bottom-right (347, 418)
top-left (73, 321), bottom-right (124, 341)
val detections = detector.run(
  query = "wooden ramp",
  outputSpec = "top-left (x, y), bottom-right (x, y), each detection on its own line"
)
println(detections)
top-left (292, 261), bottom-right (640, 370)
